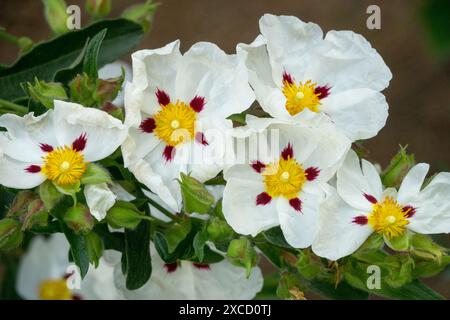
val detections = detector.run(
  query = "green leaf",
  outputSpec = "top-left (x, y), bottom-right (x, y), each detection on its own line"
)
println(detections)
top-left (227, 112), bottom-right (247, 124)
top-left (0, 19), bottom-right (143, 101)
top-left (179, 173), bottom-right (215, 214)
top-left (60, 223), bottom-right (90, 278)
top-left (83, 29), bottom-right (107, 79)
top-left (263, 227), bottom-right (293, 249)
top-left (94, 224), bottom-right (124, 252)
top-left (80, 163), bottom-right (111, 185)
top-left (124, 218), bottom-right (151, 290)
top-left (165, 219), bottom-right (192, 253)
top-left (193, 230), bottom-right (208, 262)
top-left (256, 242), bottom-right (284, 268)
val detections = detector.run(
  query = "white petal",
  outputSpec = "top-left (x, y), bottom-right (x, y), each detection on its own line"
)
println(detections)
top-left (129, 40), bottom-right (182, 115)
top-left (237, 36), bottom-right (291, 121)
top-left (277, 188), bottom-right (324, 248)
top-left (16, 234), bottom-right (70, 300)
top-left (307, 30), bottom-right (392, 92)
top-left (53, 100), bottom-right (128, 162)
top-left (223, 165), bottom-right (279, 236)
top-left (337, 150), bottom-right (383, 211)
top-left (84, 183), bottom-right (116, 221)
top-left (407, 172), bottom-right (450, 234)
top-left (0, 111), bottom-right (55, 162)
top-left (397, 163), bottom-right (430, 204)
top-left (0, 153), bottom-right (45, 189)
top-left (312, 186), bottom-right (372, 260)
top-left (177, 42), bottom-right (255, 119)
top-left (259, 14), bottom-right (324, 84)
top-left (143, 188), bottom-right (173, 222)
top-left (121, 124), bottom-right (160, 168)
top-left (322, 88), bottom-right (388, 141)
top-left (107, 182), bottom-right (136, 202)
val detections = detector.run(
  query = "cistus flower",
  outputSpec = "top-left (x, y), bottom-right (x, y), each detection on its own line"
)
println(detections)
top-left (312, 150), bottom-right (450, 261)
top-left (16, 234), bottom-right (123, 300)
top-left (0, 100), bottom-right (128, 220)
top-left (222, 119), bottom-right (350, 248)
top-left (237, 14), bottom-right (392, 141)
top-left (114, 244), bottom-right (263, 300)
top-left (122, 40), bottom-right (254, 211)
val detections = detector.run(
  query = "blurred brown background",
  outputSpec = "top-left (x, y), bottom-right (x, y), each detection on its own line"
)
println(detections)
top-left (0, 0), bottom-right (449, 298)
top-left (1, 0), bottom-right (449, 171)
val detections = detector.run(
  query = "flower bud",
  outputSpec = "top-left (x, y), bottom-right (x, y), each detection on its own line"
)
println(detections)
top-left (42, 0), bottom-right (70, 35)
top-left (22, 199), bottom-right (49, 230)
top-left (85, 231), bottom-right (104, 267)
top-left (121, 0), bottom-right (158, 33)
top-left (411, 233), bottom-right (446, 262)
top-left (227, 237), bottom-right (259, 278)
top-left (207, 218), bottom-right (234, 243)
top-left (106, 201), bottom-right (144, 230)
top-left (18, 37), bottom-right (34, 54)
top-left (68, 73), bottom-right (97, 107)
top-left (7, 191), bottom-right (36, 217)
top-left (86, 0), bottom-right (111, 18)
top-left (381, 146), bottom-right (415, 188)
top-left (179, 173), bottom-right (215, 214)
top-left (26, 78), bottom-right (68, 109)
top-left (80, 163), bottom-right (111, 185)
top-left (0, 218), bottom-right (24, 251)
top-left (296, 250), bottom-right (321, 280)
top-left (39, 180), bottom-right (64, 211)
top-left (93, 75), bottom-right (124, 106)
top-left (63, 204), bottom-right (95, 234)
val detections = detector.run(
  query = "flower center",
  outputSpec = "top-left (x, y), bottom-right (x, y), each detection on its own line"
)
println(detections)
top-left (367, 197), bottom-right (409, 240)
top-left (41, 146), bottom-right (87, 186)
top-left (282, 80), bottom-right (321, 116)
top-left (154, 101), bottom-right (197, 146)
top-left (39, 279), bottom-right (72, 300)
top-left (263, 157), bottom-right (306, 199)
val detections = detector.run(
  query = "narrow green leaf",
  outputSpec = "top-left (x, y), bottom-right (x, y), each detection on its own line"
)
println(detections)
top-left (83, 29), bottom-right (107, 79)
top-left (60, 223), bottom-right (90, 278)
top-left (263, 227), bottom-right (293, 249)
top-left (193, 230), bottom-right (208, 262)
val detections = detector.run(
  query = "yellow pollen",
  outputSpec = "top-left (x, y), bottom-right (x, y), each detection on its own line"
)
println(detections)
top-left (39, 279), bottom-right (72, 300)
top-left (367, 197), bottom-right (409, 240)
top-left (282, 80), bottom-right (321, 116)
top-left (41, 146), bottom-right (87, 186)
top-left (154, 101), bottom-right (196, 146)
top-left (263, 158), bottom-right (306, 199)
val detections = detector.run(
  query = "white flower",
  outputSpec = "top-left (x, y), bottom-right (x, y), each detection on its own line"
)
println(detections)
top-left (114, 244), bottom-right (263, 300)
top-left (222, 119), bottom-right (351, 248)
top-left (237, 14), bottom-right (392, 141)
top-left (122, 40), bottom-right (255, 212)
top-left (16, 234), bottom-right (122, 300)
top-left (0, 100), bottom-right (128, 218)
top-left (312, 150), bottom-right (450, 261)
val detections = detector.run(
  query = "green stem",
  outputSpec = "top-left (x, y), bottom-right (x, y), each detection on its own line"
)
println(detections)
top-left (0, 28), bottom-right (19, 45)
top-left (146, 196), bottom-right (182, 222)
top-left (0, 99), bottom-right (28, 115)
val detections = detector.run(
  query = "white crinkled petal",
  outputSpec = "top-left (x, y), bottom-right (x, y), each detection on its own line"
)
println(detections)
top-left (0, 152), bottom-right (46, 189)
top-left (53, 100), bottom-right (128, 162)
top-left (397, 163), bottom-right (430, 204)
top-left (223, 165), bottom-right (279, 236)
top-left (321, 88), bottom-right (389, 141)
top-left (312, 186), bottom-right (372, 260)
top-left (16, 234), bottom-right (70, 300)
top-left (407, 172), bottom-right (450, 234)
top-left (84, 183), bottom-right (116, 221)
top-left (337, 150), bottom-right (383, 212)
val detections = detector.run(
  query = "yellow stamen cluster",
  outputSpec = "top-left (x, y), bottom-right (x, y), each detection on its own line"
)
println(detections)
top-left (368, 197), bottom-right (410, 240)
top-left (154, 101), bottom-right (197, 146)
top-left (263, 157), bottom-right (306, 199)
top-left (41, 146), bottom-right (87, 186)
top-left (39, 279), bottom-right (72, 300)
top-left (282, 80), bottom-right (321, 116)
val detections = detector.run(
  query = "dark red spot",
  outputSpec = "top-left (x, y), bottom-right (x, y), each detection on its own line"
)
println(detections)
top-left (193, 263), bottom-right (210, 270)
top-left (25, 165), bottom-right (41, 173)
top-left (190, 96), bottom-right (205, 113)
top-left (164, 263), bottom-right (178, 273)
top-left (195, 132), bottom-right (209, 146)
top-left (314, 85), bottom-right (331, 99)
top-left (40, 143), bottom-right (53, 153)
top-left (289, 198), bottom-right (302, 212)
top-left (282, 71), bottom-right (294, 85)
top-left (363, 193), bottom-right (378, 204)
top-left (305, 167), bottom-right (320, 181)
top-left (281, 143), bottom-right (294, 160)
top-left (163, 145), bottom-right (176, 162)
top-left (72, 133), bottom-right (87, 152)
top-left (352, 215), bottom-right (368, 225)
top-left (71, 294), bottom-right (83, 300)
top-left (156, 89), bottom-right (170, 106)
top-left (251, 161), bottom-right (266, 173)
top-left (139, 117), bottom-right (156, 133)
top-left (256, 192), bottom-right (272, 206)
top-left (402, 205), bottom-right (416, 218)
